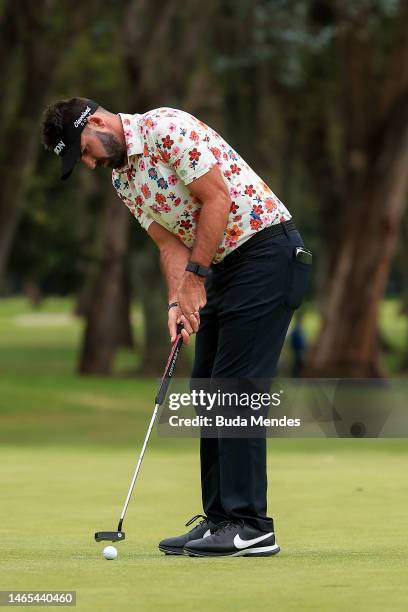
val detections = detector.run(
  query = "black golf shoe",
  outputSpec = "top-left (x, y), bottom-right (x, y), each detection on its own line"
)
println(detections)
top-left (159, 515), bottom-right (217, 555)
top-left (183, 520), bottom-right (280, 557)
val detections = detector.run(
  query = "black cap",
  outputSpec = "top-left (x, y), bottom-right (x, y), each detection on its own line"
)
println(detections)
top-left (53, 100), bottom-right (99, 180)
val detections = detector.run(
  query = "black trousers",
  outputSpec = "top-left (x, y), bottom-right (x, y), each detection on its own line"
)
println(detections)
top-left (191, 226), bottom-right (305, 532)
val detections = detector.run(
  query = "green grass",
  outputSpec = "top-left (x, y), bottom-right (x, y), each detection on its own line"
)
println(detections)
top-left (1, 444), bottom-right (408, 611)
top-left (1, 297), bottom-right (408, 611)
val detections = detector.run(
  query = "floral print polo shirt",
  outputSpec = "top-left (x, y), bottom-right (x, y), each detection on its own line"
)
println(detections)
top-left (112, 107), bottom-right (291, 263)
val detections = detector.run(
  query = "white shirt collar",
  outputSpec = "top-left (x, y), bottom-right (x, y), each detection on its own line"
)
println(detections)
top-left (119, 112), bottom-right (143, 158)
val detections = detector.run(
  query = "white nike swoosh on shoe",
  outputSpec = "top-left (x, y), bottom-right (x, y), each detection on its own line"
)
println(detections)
top-left (203, 529), bottom-right (211, 538)
top-left (233, 532), bottom-right (273, 549)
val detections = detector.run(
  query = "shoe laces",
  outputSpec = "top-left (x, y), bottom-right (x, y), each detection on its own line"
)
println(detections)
top-left (214, 519), bottom-right (245, 534)
top-left (185, 514), bottom-right (208, 528)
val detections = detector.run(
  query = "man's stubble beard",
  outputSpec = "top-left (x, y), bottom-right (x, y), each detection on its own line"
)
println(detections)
top-left (91, 129), bottom-right (127, 169)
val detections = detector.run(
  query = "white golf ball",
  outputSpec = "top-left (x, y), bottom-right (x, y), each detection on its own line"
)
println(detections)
top-left (103, 545), bottom-right (118, 560)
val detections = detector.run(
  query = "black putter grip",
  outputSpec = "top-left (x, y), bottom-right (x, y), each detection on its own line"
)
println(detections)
top-left (154, 323), bottom-right (184, 406)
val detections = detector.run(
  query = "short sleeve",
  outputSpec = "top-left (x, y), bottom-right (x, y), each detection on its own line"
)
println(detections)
top-left (149, 114), bottom-right (216, 185)
top-left (112, 174), bottom-right (153, 233)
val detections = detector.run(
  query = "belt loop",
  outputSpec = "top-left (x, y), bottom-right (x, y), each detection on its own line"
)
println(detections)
top-left (282, 220), bottom-right (289, 238)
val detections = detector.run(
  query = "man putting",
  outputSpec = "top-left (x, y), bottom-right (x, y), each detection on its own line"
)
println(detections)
top-left (41, 98), bottom-right (311, 557)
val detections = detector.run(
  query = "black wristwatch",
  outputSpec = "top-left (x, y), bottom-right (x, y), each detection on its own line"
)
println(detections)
top-left (185, 261), bottom-right (210, 278)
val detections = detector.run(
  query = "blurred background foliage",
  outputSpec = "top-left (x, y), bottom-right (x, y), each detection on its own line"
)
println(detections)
top-left (1, 0), bottom-right (408, 379)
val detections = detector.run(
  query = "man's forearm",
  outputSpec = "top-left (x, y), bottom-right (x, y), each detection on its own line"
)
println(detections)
top-left (160, 240), bottom-right (191, 302)
top-left (190, 195), bottom-right (231, 266)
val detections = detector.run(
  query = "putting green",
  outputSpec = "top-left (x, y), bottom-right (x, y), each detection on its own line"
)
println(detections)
top-left (1, 298), bottom-right (407, 610)
top-left (0, 442), bottom-right (407, 612)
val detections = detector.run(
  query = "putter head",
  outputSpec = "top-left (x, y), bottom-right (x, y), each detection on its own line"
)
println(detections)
top-left (94, 531), bottom-right (125, 543)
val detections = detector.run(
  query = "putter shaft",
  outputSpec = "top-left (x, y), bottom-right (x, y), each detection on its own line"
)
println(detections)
top-left (117, 403), bottom-right (160, 531)
top-left (95, 326), bottom-right (183, 542)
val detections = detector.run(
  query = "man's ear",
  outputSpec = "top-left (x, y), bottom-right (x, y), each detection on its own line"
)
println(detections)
top-left (87, 114), bottom-right (105, 129)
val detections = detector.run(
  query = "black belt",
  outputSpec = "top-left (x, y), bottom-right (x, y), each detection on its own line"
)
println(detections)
top-left (218, 219), bottom-right (296, 266)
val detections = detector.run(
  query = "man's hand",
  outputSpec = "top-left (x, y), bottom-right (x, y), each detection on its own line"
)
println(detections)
top-left (176, 272), bottom-right (206, 343)
top-left (168, 299), bottom-right (200, 345)
top-left (168, 304), bottom-right (182, 343)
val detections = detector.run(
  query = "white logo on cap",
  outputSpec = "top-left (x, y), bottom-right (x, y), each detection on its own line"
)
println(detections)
top-left (54, 140), bottom-right (66, 155)
top-left (74, 106), bottom-right (92, 128)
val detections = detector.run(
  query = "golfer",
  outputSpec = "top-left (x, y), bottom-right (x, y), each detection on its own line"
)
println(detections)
top-left (41, 98), bottom-right (311, 557)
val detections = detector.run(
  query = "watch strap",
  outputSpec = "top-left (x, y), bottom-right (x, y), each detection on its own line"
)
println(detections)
top-left (185, 261), bottom-right (210, 278)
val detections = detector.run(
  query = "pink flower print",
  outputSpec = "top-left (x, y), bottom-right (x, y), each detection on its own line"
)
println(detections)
top-left (124, 129), bottom-right (133, 139)
top-left (168, 122), bottom-right (177, 132)
top-left (138, 159), bottom-right (146, 171)
top-left (168, 174), bottom-right (178, 185)
top-left (230, 187), bottom-right (240, 198)
top-left (189, 130), bottom-right (200, 142)
top-left (172, 146), bottom-right (180, 157)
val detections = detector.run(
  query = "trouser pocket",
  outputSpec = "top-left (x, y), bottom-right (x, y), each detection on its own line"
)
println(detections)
top-left (284, 247), bottom-right (312, 310)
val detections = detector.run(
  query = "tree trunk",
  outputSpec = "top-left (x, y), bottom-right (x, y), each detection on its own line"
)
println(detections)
top-left (304, 2), bottom-right (408, 377)
top-left (116, 264), bottom-right (134, 349)
top-left (78, 190), bottom-right (132, 376)
top-left (305, 118), bottom-right (408, 377)
top-left (0, 0), bottom-right (19, 138)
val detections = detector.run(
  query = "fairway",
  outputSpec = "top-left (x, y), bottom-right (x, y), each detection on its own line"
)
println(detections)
top-left (1, 443), bottom-right (408, 611)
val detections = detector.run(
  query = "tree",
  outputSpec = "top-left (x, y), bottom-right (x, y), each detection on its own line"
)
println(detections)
top-left (0, 0), bottom-right (95, 290)
top-left (78, 189), bottom-right (132, 375)
top-left (301, 0), bottom-right (408, 376)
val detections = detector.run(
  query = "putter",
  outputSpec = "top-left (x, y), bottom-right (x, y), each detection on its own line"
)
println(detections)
top-left (95, 323), bottom-right (184, 543)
